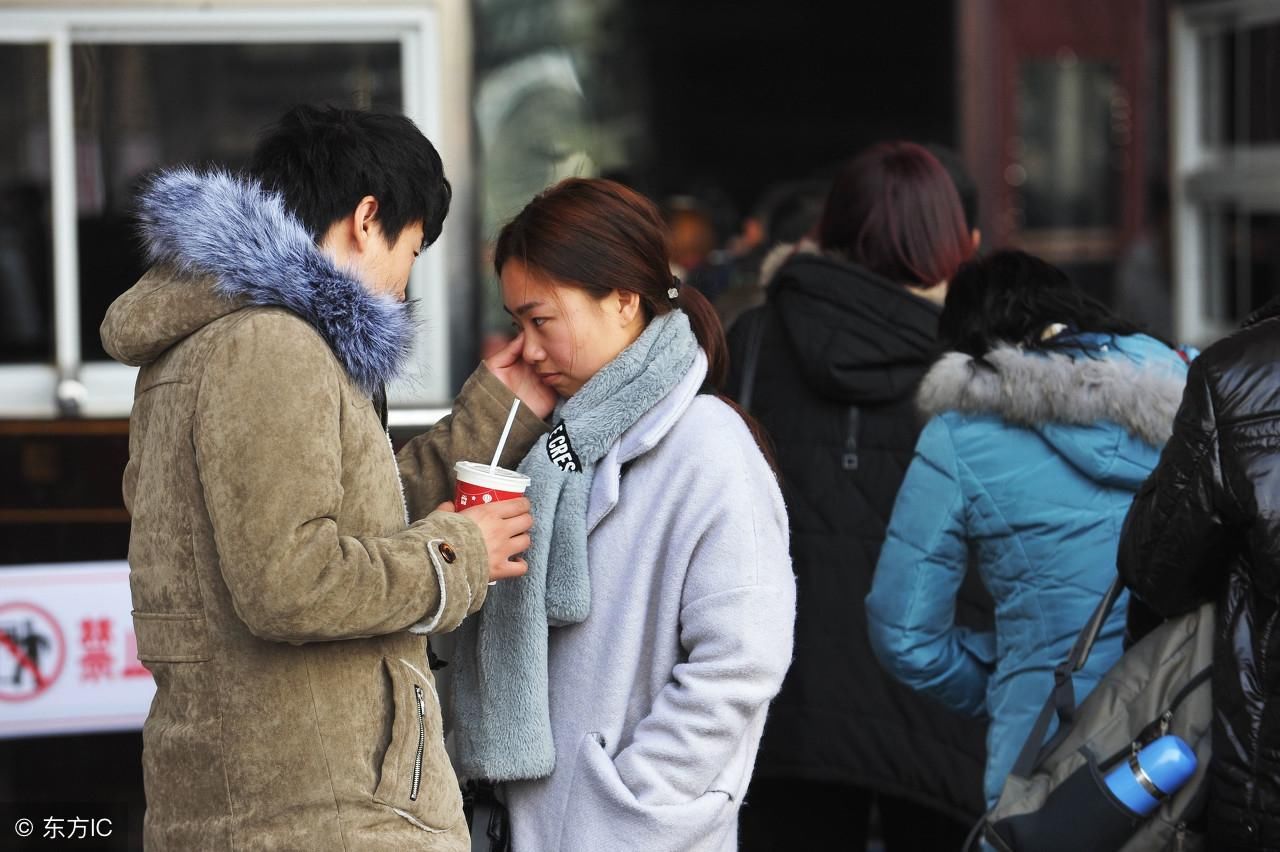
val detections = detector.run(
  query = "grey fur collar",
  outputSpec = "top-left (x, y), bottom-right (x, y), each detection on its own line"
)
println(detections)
top-left (136, 168), bottom-right (416, 396)
top-left (917, 345), bottom-right (1185, 446)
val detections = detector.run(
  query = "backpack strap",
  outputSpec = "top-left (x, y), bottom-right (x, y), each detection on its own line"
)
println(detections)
top-left (736, 308), bottom-right (768, 414)
top-left (1009, 576), bottom-right (1126, 778)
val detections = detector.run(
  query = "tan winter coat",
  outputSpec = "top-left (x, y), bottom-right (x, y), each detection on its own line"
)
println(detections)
top-left (102, 170), bottom-right (543, 850)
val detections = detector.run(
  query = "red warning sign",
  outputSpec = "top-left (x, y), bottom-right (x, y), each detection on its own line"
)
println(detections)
top-left (0, 602), bottom-right (67, 702)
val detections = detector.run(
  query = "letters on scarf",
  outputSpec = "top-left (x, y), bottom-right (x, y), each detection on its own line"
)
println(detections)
top-left (545, 422), bottom-right (581, 472)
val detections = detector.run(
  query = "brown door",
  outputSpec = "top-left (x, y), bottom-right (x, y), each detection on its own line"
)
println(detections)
top-left (960, 0), bottom-right (1150, 300)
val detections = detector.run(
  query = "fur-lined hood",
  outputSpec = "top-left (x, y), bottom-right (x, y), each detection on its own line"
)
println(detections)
top-left (918, 337), bottom-right (1189, 483)
top-left (102, 168), bottom-right (415, 396)
top-left (758, 237), bottom-right (819, 288)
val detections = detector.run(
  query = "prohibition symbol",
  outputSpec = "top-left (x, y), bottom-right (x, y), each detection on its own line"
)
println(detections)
top-left (0, 602), bottom-right (66, 702)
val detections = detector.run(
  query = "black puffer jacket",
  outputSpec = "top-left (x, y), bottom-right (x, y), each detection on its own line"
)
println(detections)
top-left (1118, 302), bottom-right (1280, 851)
top-left (726, 248), bottom-right (989, 822)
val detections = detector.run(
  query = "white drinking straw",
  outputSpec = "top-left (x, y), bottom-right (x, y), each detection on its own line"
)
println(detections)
top-left (490, 398), bottom-right (522, 474)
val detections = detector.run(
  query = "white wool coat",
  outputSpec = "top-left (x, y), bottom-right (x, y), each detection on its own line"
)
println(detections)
top-left (503, 353), bottom-right (796, 852)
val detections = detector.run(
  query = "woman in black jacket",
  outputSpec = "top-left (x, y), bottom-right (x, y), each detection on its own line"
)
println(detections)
top-left (1118, 299), bottom-right (1280, 852)
top-left (729, 142), bottom-right (987, 851)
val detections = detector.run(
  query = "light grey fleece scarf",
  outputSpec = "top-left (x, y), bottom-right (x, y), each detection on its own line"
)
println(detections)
top-left (450, 310), bottom-right (700, 781)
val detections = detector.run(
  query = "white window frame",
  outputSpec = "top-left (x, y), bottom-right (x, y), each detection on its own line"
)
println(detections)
top-left (0, 2), bottom-right (472, 420)
top-left (1171, 0), bottom-right (1280, 346)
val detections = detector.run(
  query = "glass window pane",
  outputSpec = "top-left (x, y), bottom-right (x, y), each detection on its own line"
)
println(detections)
top-left (1205, 206), bottom-right (1280, 324)
top-left (1199, 30), bottom-right (1231, 147)
top-left (1015, 57), bottom-right (1124, 231)
top-left (1243, 23), bottom-right (1280, 145)
top-left (0, 44), bottom-right (54, 364)
top-left (1200, 22), bottom-right (1280, 148)
top-left (72, 42), bottom-right (403, 362)
top-left (471, 0), bottom-right (648, 359)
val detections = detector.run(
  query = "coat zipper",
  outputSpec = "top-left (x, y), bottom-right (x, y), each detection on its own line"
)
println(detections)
top-left (842, 406), bottom-right (860, 470)
top-left (410, 684), bottom-right (426, 802)
top-left (1174, 823), bottom-right (1186, 851)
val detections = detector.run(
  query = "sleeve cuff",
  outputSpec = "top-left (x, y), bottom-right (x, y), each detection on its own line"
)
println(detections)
top-left (408, 512), bottom-right (489, 635)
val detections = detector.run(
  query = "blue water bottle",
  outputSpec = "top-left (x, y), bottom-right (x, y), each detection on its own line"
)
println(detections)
top-left (1104, 735), bottom-right (1198, 816)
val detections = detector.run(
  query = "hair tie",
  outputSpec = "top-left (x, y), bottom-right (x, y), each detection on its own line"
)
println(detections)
top-left (667, 275), bottom-right (681, 303)
top-left (1039, 322), bottom-right (1070, 342)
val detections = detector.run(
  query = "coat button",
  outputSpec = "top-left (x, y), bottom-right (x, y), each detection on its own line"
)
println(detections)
top-left (437, 542), bottom-right (457, 564)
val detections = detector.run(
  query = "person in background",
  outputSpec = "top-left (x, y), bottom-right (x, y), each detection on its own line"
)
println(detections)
top-left (100, 105), bottom-right (549, 850)
top-left (729, 141), bottom-right (984, 851)
top-left (712, 177), bottom-right (829, 332)
top-left (867, 250), bottom-right (1191, 812)
top-left (449, 178), bottom-right (795, 852)
top-left (663, 195), bottom-right (718, 284)
top-left (1117, 293), bottom-right (1280, 851)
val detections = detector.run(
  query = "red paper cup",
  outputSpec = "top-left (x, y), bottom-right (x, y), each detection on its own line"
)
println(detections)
top-left (453, 461), bottom-right (530, 509)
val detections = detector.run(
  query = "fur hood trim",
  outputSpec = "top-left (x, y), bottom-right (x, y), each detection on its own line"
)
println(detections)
top-left (917, 345), bottom-right (1186, 447)
top-left (759, 237), bottom-right (820, 287)
top-left (136, 168), bottom-right (416, 396)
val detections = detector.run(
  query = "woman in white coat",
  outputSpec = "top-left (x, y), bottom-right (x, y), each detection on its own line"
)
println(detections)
top-left (449, 178), bottom-right (796, 852)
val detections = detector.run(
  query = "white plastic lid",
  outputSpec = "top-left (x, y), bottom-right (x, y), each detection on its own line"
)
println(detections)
top-left (454, 460), bottom-right (531, 492)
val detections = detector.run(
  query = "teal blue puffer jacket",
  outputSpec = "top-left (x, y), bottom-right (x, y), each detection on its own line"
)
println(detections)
top-left (866, 333), bottom-right (1191, 807)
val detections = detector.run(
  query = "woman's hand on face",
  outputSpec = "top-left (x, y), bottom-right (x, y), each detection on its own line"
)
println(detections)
top-left (485, 332), bottom-right (557, 420)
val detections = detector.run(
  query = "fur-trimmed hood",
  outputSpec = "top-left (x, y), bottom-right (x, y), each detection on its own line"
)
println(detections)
top-left (101, 168), bottom-right (415, 396)
top-left (918, 336), bottom-right (1189, 483)
top-left (758, 237), bottom-right (819, 288)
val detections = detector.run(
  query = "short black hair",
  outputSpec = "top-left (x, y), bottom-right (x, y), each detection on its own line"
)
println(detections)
top-left (751, 178), bottom-right (829, 245)
top-left (939, 250), bottom-right (1144, 357)
top-left (925, 143), bottom-right (978, 232)
top-left (248, 104), bottom-right (452, 248)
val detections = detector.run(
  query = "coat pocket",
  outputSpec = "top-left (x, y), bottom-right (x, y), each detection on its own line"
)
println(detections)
top-left (373, 656), bottom-right (464, 833)
top-left (132, 611), bottom-right (212, 663)
top-left (556, 731), bottom-right (736, 852)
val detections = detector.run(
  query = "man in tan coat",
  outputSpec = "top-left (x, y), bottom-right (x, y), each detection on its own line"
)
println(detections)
top-left (101, 105), bottom-right (552, 850)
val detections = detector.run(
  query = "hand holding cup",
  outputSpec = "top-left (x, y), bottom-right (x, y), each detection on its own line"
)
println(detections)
top-left (458, 494), bottom-right (532, 582)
